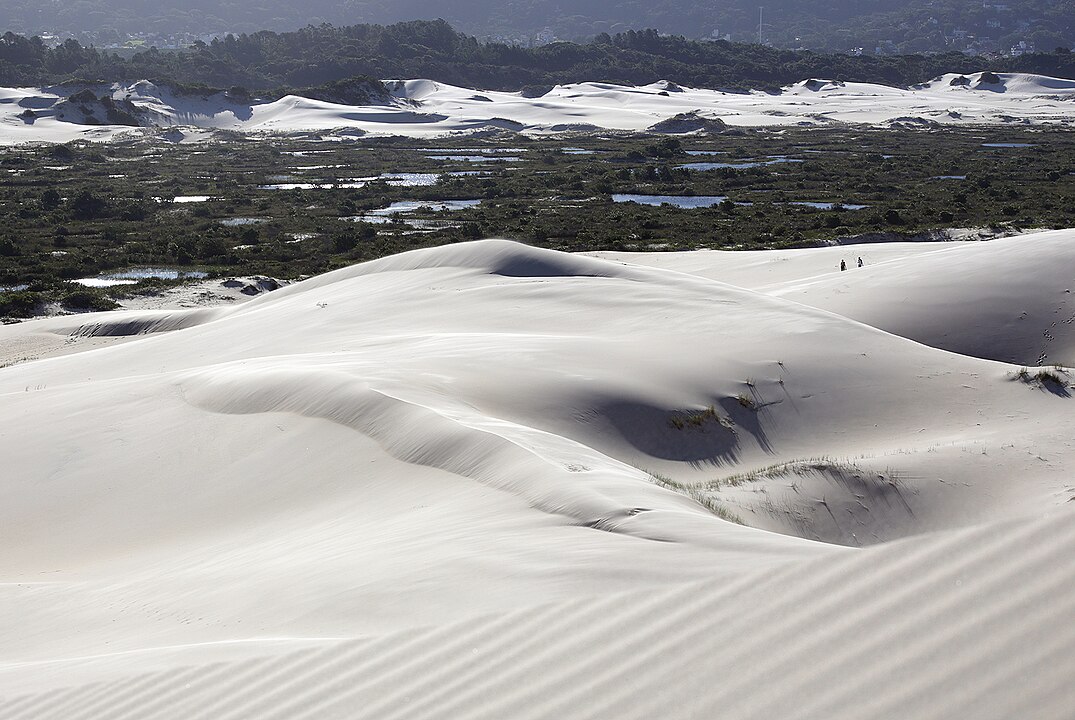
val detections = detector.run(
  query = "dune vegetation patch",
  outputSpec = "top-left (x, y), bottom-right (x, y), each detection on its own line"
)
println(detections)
top-left (1011, 365), bottom-right (1071, 394)
top-left (650, 458), bottom-right (926, 546)
top-left (667, 405), bottom-right (736, 431)
top-left (645, 470), bottom-right (745, 525)
top-left (707, 457), bottom-right (891, 489)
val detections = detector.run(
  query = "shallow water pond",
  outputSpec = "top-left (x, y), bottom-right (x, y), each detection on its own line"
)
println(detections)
top-left (788, 201), bottom-right (869, 210)
top-left (368, 200), bottom-right (482, 214)
top-left (220, 217), bottom-right (269, 226)
top-left (381, 173), bottom-right (441, 186)
top-left (676, 157), bottom-right (803, 171)
top-left (426, 155), bottom-right (522, 162)
top-left (72, 268), bottom-right (208, 287)
top-left (346, 216), bottom-right (462, 229)
top-left (612, 194), bottom-right (728, 208)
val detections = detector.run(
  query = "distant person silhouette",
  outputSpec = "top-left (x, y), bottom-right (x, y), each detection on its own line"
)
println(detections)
top-left (857, 256), bottom-right (864, 267)
top-left (840, 260), bottom-right (846, 271)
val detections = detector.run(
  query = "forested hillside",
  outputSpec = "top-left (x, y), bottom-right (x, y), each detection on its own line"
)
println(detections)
top-left (2, 22), bottom-right (1074, 94)
top-left (2, 0), bottom-right (1073, 53)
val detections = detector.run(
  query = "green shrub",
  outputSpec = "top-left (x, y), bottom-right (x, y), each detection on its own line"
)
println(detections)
top-left (0, 291), bottom-right (43, 318)
top-left (60, 289), bottom-right (119, 312)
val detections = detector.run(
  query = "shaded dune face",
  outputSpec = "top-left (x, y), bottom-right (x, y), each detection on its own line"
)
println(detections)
top-left (65, 308), bottom-right (222, 337)
top-left (1, 237), bottom-right (1073, 715)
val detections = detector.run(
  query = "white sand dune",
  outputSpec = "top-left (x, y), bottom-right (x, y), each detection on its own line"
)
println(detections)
top-left (1, 71), bottom-right (1073, 143)
top-left (1, 238), bottom-right (1073, 716)
top-left (592, 228), bottom-right (1075, 366)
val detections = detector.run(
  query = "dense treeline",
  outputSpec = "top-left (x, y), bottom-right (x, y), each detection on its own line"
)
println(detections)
top-left (2, 0), bottom-right (1074, 53)
top-left (2, 22), bottom-right (1075, 94)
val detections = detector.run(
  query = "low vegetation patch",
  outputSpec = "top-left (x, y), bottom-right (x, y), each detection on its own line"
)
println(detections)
top-left (699, 456), bottom-right (873, 490)
top-left (736, 393), bottom-right (756, 410)
top-left (646, 470), bottom-right (745, 524)
top-left (668, 405), bottom-right (735, 431)
top-left (0, 291), bottom-right (43, 319)
top-left (1011, 365), bottom-right (1071, 391)
top-left (60, 289), bottom-right (120, 312)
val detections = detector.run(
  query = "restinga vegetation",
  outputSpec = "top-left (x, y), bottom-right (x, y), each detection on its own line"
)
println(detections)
top-left (2, 22), bottom-right (1075, 93)
top-left (2, 127), bottom-right (1072, 318)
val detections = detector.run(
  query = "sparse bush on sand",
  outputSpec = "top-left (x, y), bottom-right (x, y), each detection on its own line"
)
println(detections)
top-left (0, 291), bottom-right (43, 318)
top-left (668, 405), bottom-right (735, 431)
top-left (60, 289), bottom-right (119, 312)
top-left (1010, 365), bottom-right (1070, 390)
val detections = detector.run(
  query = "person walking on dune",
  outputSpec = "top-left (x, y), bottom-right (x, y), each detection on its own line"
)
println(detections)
top-left (840, 259), bottom-right (846, 271)
top-left (858, 256), bottom-right (864, 267)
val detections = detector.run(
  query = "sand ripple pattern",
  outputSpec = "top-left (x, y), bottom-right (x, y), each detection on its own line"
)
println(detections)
top-left (2, 509), bottom-right (1073, 719)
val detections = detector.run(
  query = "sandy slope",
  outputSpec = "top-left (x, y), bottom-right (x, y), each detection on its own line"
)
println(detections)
top-left (1, 71), bottom-right (1073, 143)
top-left (4, 513), bottom-right (1073, 719)
top-left (592, 228), bottom-right (1075, 366)
top-left (1, 239), bottom-right (1073, 717)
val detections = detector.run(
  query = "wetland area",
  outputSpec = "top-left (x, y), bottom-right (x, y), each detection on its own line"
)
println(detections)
top-left (1, 126), bottom-right (1073, 316)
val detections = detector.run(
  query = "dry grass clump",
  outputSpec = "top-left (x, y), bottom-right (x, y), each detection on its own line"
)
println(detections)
top-left (645, 470), bottom-right (744, 524)
top-left (668, 405), bottom-right (736, 431)
top-left (736, 393), bottom-right (756, 409)
top-left (1011, 365), bottom-right (1070, 391)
